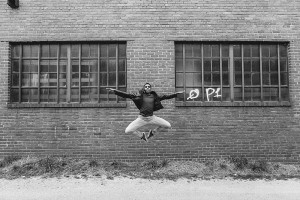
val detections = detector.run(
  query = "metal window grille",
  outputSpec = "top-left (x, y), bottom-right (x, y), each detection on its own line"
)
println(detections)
top-left (10, 42), bottom-right (127, 104)
top-left (175, 42), bottom-right (289, 103)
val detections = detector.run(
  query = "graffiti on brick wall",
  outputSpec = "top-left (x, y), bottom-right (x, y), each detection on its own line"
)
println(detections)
top-left (187, 88), bottom-right (222, 101)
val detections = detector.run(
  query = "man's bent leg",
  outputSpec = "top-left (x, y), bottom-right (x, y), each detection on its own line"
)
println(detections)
top-left (150, 115), bottom-right (171, 134)
top-left (125, 116), bottom-right (148, 138)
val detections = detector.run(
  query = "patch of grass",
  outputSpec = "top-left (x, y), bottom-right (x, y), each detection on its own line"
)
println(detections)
top-left (1, 155), bottom-right (300, 181)
top-left (0, 155), bottom-right (22, 168)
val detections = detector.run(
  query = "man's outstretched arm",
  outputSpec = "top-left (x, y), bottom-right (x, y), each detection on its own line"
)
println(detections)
top-left (106, 88), bottom-right (136, 99)
top-left (159, 91), bottom-right (185, 101)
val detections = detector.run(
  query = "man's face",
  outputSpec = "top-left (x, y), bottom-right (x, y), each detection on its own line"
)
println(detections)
top-left (144, 84), bottom-right (152, 93)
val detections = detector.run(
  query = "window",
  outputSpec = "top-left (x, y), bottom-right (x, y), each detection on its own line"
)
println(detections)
top-left (175, 42), bottom-right (289, 106)
top-left (10, 42), bottom-right (126, 107)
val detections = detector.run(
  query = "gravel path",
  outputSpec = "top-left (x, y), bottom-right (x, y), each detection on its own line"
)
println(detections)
top-left (1, 177), bottom-right (300, 200)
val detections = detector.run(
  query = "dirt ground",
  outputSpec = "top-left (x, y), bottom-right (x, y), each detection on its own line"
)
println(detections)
top-left (0, 177), bottom-right (300, 200)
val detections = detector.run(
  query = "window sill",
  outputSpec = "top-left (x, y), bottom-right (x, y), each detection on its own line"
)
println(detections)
top-left (175, 101), bottom-right (291, 107)
top-left (7, 102), bottom-right (127, 108)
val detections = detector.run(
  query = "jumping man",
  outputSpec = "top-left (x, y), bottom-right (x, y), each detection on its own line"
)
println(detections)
top-left (106, 83), bottom-right (184, 142)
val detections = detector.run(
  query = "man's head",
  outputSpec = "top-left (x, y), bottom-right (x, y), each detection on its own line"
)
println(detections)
top-left (143, 83), bottom-right (152, 93)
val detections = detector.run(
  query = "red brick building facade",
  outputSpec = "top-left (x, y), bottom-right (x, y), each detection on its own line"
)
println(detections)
top-left (0, 0), bottom-right (299, 163)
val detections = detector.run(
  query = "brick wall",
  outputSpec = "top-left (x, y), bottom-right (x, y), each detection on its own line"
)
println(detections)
top-left (0, 0), bottom-right (300, 163)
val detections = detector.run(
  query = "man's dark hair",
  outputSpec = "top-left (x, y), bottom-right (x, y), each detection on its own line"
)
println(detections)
top-left (144, 83), bottom-right (151, 87)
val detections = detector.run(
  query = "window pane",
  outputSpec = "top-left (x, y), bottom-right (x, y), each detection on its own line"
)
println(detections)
top-left (100, 45), bottom-right (108, 57)
top-left (185, 73), bottom-right (193, 87)
top-left (270, 45), bottom-right (277, 57)
top-left (185, 44), bottom-right (192, 57)
top-left (40, 73), bottom-right (49, 86)
top-left (60, 45), bottom-right (68, 58)
top-left (244, 60), bottom-right (251, 72)
top-left (108, 73), bottom-right (116, 86)
top-left (100, 73), bottom-right (107, 86)
top-left (42, 45), bottom-right (49, 57)
top-left (263, 88), bottom-right (271, 101)
top-left (222, 88), bottom-right (230, 101)
top-left (252, 73), bottom-right (260, 85)
top-left (222, 73), bottom-right (229, 85)
top-left (281, 88), bottom-right (289, 101)
top-left (175, 44), bottom-right (183, 58)
top-left (204, 73), bottom-right (211, 85)
top-left (175, 59), bottom-right (183, 72)
top-left (59, 62), bottom-right (67, 73)
top-left (176, 73), bottom-right (183, 87)
top-left (118, 72), bottom-right (126, 86)
top-left (252, 45), bottom-right (259, 57)
top-left (270, 88), bottom-right (279, 101)
top-left (212, 73), bottom-right (220, 85)
top-left (59, 73), bottom-right (67, 87)
top-left (270, 73), bottom-right (278, 85)
top-left (234, 87), bottom-right (242, 101)
top-left (222, 45), bottom-right (229, 57)
top-left (203, 45), bottom-right (211, 57)
top-left (222, 59), bottom-right (229, 72)
top-left (119, 44), bottom-right (126, 57)
top-left (204, 59), bottom-right (211, 72)
top-left (12, 73), bottom-right (19, 86)
top-left (263, 73), bottom-right (270, 85)
top-left (108, 60), bottom-right (116, 72)
top-left (49, 89), bottom-right (57, 102)
top-left (12, 60), bottom-right (19, 72)
top-left (82, 44), bottom-right (89, 57)
top-left (71, 45), bottom-right (80, 57)
top-left (280, 59), bottom-right (287, 72)
top-left (11, 89), bottom-right (19, 102)
top-left (212, 60), bottom-right (220, 72)
top-left (244, 88), bottom-right (251, 101)
top-left (185, 59), bottom-right (193, 72)
top-left (71, 89), bottom-right (79, 102)
top-left (71, 73), bottom-right (79, 87)
top-left (81, 88), bottom-right (90, 102)
top-left (244, 45), bottom-right (251, 57)
top-left (193, 73), bottom-right (202, 86)
top-left (49, 73), bottom-right (57, 86)
top-left (212, 45), bottom-right (219, 57)
top-left (280, 73), bottom-right (288, 85)
top-left (193, 45), bottom-right (201, 57)
top-left (252, 88), bottom-right (261, 101)
top-left (252, 59), bottom-right (260, 72)
top-left (23, 45), bottom-right (31, 57)
top-left (119, 59), bottom-right (126, 71)
top-left (244, 73), bottom-right (251, 85)
top-left (235, 73), bottom-right (242, 85)
top-left (21, 74), bottom-right (30, 86)
top-left (49, 45), bottom-right (57, 58)
top-left (12, 45), bottom-right (20, 58)
top-left (233, 45), bottom-right (241, 57)
top-left (194, 59), bottom-right (201, 72)
top-left (280, 45), bottom-right (287, 57)
top-left (100, 60), bottom-right (107, 72)
top-left (262, 60), bottom-right (269, 72)
top-left (40, 88), bottom-right (48, 102)
top-left (270, 59), bottom-right (278, 72)
top-left (234, 60), bottom-right (242, 73)
top-left (59, 89), bottom-right (67, 102)
top-left (21, 89), bottom-right (29, 102)
top-left (262, 45), bottom-right (269, 57)
top-left (108, 45), bottom-right (116, 57)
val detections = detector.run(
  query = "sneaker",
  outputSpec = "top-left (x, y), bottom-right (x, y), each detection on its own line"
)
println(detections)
top-left (141, 132), bottom-right (148, 142)
top-left (147, 129), bottom-right (154, 139)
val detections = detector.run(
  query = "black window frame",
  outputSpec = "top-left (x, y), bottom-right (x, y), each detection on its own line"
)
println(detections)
top-left (9, 42), bottom-right (127, 108)
top-left (175, 42), bottom-right (290, 107)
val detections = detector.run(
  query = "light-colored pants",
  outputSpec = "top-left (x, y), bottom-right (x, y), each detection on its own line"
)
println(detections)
top-left (125, 115), bottom-right (171, 135)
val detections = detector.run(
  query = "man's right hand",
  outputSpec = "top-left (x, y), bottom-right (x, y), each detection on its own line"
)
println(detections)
top-left (106, 88), bottom-right (116, 92)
